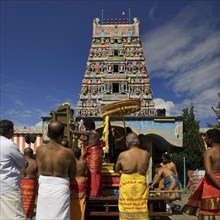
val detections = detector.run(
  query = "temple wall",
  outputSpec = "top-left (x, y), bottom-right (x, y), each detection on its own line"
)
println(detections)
top-left (95, 117), bottom-right (183, 147)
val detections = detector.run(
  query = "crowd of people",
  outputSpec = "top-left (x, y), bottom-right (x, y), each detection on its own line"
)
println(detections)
top-left (0, 118), bottom-right (219, 220)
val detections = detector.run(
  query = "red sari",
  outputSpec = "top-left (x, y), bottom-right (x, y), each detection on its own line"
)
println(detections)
top-left (182, 173), bottom-right (220, 219)
top-left (82, 146), bottom-right (102, 197)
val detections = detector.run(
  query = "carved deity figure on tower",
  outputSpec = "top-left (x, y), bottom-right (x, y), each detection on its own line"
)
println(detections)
top-left (95, 62), bottom-right (100, 73)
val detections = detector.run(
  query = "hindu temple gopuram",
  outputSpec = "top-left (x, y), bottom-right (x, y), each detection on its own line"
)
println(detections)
top-left (76, 17), bottom-right (155, 117)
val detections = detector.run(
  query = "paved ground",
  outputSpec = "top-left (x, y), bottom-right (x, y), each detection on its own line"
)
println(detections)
top-left (168, 193), bottom-right (197, 220)
top-left (146, 193), bottom-right (197, 220)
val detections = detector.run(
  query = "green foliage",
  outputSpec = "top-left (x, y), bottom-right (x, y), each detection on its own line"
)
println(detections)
top-left (170, 104), bottom-right (205, 182)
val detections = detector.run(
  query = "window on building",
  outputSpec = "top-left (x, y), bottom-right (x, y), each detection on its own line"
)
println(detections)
top-left (115, 39), bottom-right (118, 43)
top-left (114, 50), bottom-right (118, 56)
top-left (113, 65), bottom-right (118, 73)
top-left (113, 83), bottom-right (119, 93)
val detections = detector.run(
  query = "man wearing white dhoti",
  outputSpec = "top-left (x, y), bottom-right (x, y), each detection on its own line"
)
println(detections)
top-left (0, 120), bottom-right (27, 220)
top-left (36, 121), bottom-right (76, 220)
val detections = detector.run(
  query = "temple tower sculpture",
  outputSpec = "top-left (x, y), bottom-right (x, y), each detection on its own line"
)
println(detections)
top-left (76, 17), bottom-right (155, 116)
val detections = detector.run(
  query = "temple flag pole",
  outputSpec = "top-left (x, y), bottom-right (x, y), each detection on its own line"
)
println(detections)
top-left (183, 157), bottom-right (186, 192)
top-left (101, 9), bottom-right (104, 24)
top-left (129, 8), bottom-right (131, 23)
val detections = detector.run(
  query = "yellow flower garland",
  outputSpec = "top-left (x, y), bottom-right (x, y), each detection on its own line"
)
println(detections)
top-left (102, 115), bottom-right (110, 154)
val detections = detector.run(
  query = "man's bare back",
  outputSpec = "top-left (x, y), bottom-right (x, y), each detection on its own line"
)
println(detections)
top-left (22, 157), bottom-right (38, 178)
top-left (205, 147), bottom-right (220, 173)
top-left (157, 166), bottom-right (174, 179)
top-left (204, 128), bottom-right (220, 189)
top-left (115, 147), bottom-right (150, 175)
top-left (37, 141), bottom-right (76, 177)
top-left (75, 158), bottom-right (87, 177)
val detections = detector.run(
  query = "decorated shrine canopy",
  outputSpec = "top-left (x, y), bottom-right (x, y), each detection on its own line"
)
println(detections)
top-left (101, 98), bottom-right (141, 118)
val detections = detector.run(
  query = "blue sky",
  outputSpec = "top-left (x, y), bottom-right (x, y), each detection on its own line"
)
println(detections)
top-left (1, 0), bottom-right (219, 128)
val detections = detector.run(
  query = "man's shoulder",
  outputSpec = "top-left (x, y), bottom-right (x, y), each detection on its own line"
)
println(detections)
top-left (204, 147), bottom-right (214, 155)
top-left (205, 147), bottom-right (219, 157)
top-left (119, 150), bottom-right (129, 158)
top-left (36, 145), bottom-right (44, 154)
top-left (63, 147), bottom-right (73, 154)
top-left (79, 158), bottom-right (87, 165)
top-left (29, 157), bottom-right (37, 162)
top-left (138, 147), bottom-right (149, 153)
top-left (60, 147), bottom-right (75, 159)
top-left (1, 136), bottom-right (15, 146)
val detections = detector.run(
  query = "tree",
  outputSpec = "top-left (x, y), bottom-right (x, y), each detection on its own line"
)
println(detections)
top-left (171, 104), bottom-right (205, 182)
top-left (208, 92), bottom-right (220, 128)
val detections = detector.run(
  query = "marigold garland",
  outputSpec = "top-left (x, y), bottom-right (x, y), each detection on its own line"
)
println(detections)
top-left (102, 115), bottom-right (110, 154)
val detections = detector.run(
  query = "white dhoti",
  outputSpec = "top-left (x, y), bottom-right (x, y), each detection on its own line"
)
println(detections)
top-left (0, 189), bottom-right (27, 220)
top-left (36, 175), bottom-right (70, 220)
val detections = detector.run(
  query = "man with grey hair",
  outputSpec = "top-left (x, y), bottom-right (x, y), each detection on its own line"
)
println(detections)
top-left (115, 132), bottom-right (150, 220)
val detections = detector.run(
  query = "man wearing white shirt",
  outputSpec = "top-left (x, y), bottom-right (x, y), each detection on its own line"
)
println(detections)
top-left (0, 119), bottom-right (27, 220)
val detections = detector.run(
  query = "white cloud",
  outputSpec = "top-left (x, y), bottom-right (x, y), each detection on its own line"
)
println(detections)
top-left (170, 57), bottom-right (219, 95)
top-left (33, 121), bottom-right (42, 128)
top-left (153, 98), bottom-right (175, 116)
top-left (148, 1), bottom-right (158, 25)
top-left (142, 1), bottom-right (219, 125)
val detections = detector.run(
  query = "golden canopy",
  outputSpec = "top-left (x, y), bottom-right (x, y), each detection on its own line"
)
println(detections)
top-left (101, 98), bottom-right (141, 118)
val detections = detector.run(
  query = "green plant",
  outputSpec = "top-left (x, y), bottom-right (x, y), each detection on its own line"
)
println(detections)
top-left (170, 104), bottom-right (205, 183)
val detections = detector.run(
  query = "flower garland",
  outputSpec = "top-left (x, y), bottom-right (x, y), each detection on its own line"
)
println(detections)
top-left (102, 115), bottom-right (110, 154)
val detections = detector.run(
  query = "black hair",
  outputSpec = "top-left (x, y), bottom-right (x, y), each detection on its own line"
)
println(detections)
top-left (162, 152), bottom-right (171, 161)
top-left (48, 121), bottom-right (64, 139)
top-left (74, 147), bottom-right (82, 160)
top-left (206, 128), bottom-right (220, 143)
top-left (0, 120), bottom-right (14, 136)
top-left (24, 147), bottom-right (34, 157)
top-left (126, 127), bottom-right (132, 134)
top-left (83, 119), bottom-right (95, 130)
top-left (61, 139), bottom-right (69, 148)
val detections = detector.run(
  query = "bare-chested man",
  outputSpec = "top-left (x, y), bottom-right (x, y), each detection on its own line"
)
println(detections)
top-left (160, 152), bottom-right (178, 177)
top-left (21, 148), bottom-right (38, 220)
top-left (182, 128), bottom-right (220, 218)
top-left (158, 152), bottom-right (178, 190)
top-left (22, 148), bottom-right (38, 179)
top-left (149, 165), bottom-right (181, 199)
top-left (70, 147), bottom-right (87, 220)
top-left (72, 119), bottom-right (102, 198)
top-left (204, 129), bottom-right (220, 189)
top-left (198, 128), bottom-right (220, 218)
top-left (115, 132), bottom-right (150, 220)
top-left (36, 121), bottom-right (76, 220)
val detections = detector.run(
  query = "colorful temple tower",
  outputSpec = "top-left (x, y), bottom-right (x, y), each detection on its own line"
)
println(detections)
top-left (76, 17), bottom-right (155, 117)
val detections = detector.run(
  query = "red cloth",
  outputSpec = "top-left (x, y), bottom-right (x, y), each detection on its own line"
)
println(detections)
top-left (70, 177), bottom-right (87, 199)
top-left (183, 173), bottom-right (220, 217)
top-left (83, 146), bottom-right (102, 197)
top-left (21, 178), bottom-right (38, 218)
